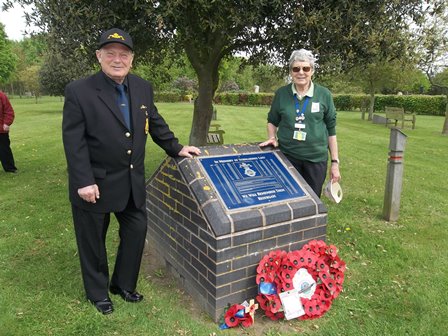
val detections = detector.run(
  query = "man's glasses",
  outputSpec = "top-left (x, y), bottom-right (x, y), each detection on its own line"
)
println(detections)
top-left (292, 66), bottom-right (312, 73)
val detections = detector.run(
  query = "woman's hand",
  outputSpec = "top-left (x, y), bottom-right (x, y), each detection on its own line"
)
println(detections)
top-left (330, 163), bottom-right (341, 182)
top-left (259, 137), bottom-right (278, 147)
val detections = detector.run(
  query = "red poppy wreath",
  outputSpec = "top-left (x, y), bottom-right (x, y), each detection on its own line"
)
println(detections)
top-left (255, 240), bottom-right (346, 320)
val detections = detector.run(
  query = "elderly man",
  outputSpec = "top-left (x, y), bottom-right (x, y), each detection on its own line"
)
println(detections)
top-left (62, 28), bottom-right (200, 315)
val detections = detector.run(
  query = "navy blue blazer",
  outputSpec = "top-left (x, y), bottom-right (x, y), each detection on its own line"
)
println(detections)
top-left (62, 71), bottom-right (183, 212)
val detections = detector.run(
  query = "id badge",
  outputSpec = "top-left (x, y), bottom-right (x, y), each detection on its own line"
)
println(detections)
top-left (293, 131), bottom-right (307, 141)
top-left (295, 123), bottom-right (305, 129)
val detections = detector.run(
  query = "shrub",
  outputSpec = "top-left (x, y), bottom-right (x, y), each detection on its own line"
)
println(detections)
top-left (333, 95), bottom-right (352, 111)
top-left (238, 93), bottom-right (248, 105)
top-left (332, 94), bottom-right (446, 115)
top-left (172, 76), bottom-right (198, 95)
top-left (214, 92), bottom-right (275, 106)
top-left (214, 93), bottom-right (240, 105)
top-left (219, 80), bottom-right (240, 92)
top-left (155, 91), bottom-right (184, 103)
top-left (333, 94), bottom-right (370, 111)
top-left (372, 95), bottom-right (446, 116)
top-left (159, 91), bottom-right (446, 116)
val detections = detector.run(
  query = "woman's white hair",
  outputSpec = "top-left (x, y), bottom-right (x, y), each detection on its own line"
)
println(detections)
top-left (288, 49), bottom-right (318, 70)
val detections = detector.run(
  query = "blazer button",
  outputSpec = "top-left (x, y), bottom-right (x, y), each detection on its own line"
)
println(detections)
top-left (125, 132), bottom-right (131, 138)
top-left (130, 164), bottom-right (134, 169)
top-left (127, 150), bottom-right (132, 155)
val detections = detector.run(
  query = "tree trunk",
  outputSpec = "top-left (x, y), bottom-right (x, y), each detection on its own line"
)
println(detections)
top-left (189, 70), bottom-right (216, 146)
top-left (361, 101), bottom-right (367, 120)
top-left (443, 94), bottom-right (448, 135)
top-left (368, 92), bottom-right (375, 121)
top-left (184, 40), bottom-right (222, 146)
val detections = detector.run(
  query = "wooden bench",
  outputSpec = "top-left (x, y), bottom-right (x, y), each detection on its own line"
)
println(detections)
top-left (385, 106), bottom-right (416, 129)
top-left (206, 124), bottom-right (225, 145)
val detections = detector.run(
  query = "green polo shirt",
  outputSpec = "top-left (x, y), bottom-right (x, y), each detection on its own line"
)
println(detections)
top-left (267, 82), bottom-right (336, 162)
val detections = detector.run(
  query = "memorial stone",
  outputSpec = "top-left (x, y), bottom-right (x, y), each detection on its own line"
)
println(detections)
top-left (145, 143), bottom-right (327, 321)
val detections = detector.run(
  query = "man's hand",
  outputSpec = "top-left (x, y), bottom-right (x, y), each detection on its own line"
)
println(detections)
top-left (78, 184), bottom-right (100, 203)
top-left (3, 124), bottom-right (10, 132)
top-left (178, 146), bottom-right (201, 158)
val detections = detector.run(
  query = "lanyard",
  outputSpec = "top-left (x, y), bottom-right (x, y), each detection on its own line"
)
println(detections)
top-left (294, 95), bottom-right (309, 122)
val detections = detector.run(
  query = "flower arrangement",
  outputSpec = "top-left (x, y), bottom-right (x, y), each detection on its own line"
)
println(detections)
top-left (255, 240), bottom-right (346, 320)
top-left (219, 299), bottom-right (258, 329)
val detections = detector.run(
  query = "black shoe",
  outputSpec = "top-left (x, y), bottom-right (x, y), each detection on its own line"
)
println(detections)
top-left (110, 285), bottom-right (143, 303)
top-left (5, 169), bottom-right (17, 173)
top-left (89, 298), bottom-right (114, 315)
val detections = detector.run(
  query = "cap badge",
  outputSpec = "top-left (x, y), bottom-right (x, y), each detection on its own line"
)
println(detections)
top-left (108, 33), bottom-right (125, 41)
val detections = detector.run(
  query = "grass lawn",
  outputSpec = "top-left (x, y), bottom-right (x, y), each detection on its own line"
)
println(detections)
top-left (0, 96), bottom-right (447, 336)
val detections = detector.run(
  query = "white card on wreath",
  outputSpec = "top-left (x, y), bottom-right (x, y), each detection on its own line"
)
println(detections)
top-left (279, 289), bottom-right (305, 320)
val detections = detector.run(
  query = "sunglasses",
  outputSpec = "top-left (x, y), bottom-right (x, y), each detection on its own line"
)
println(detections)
top-left (292, 66), bottom-right (312, 73)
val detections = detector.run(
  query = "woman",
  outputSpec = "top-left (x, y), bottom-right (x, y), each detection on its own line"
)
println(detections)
top-left (260, 49), bottom-right (340, 197)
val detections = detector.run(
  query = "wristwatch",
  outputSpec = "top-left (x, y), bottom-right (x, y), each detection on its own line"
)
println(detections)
top-left (331, 159), bottom-right (339, 164)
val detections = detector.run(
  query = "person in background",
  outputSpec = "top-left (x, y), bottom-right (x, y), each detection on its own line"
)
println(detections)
top-left (62, 28), bottom-right (200, 315)
top-left (0, 91), bottom-right (17, 173)
top-left (260, 49), bottom-right (340, 197)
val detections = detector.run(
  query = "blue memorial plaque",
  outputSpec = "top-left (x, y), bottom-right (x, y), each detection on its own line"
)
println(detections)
top-left (199, 152), bottom-right (306, 210)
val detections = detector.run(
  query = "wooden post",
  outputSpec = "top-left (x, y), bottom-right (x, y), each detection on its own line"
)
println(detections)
top-left (382, 128), bottom-right (407, 221)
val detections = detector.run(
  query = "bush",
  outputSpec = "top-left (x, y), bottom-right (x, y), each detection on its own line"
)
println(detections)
top-left (214, 92), bottom-right (241, 105)
top-left (214, 92), bottom-right (274, 106)
top-left (373, 95), bottom-right (446, 116)
top-left (332, 94), bottom-right (446, 115)
top-left (238, 93), bottom-right (248, 104)
top-left (333, 95), bottom-right (352, 111)
top-left (333, 94), bottom-right (370, 111)
top-left (155, 91), bottom-right (184, 103)
top-left (157, 91), bottom-right (447, 116)
top-left (219, 80), bottom-right (240, 92)
top-left (172, 76), bottom-right (197, 95)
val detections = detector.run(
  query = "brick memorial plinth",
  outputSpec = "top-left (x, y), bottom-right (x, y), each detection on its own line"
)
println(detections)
top-left (145, 143), bottom-right (327, 321)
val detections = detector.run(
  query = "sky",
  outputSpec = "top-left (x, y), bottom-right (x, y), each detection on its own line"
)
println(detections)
top-left (0, 1), bottom-right (35, 41)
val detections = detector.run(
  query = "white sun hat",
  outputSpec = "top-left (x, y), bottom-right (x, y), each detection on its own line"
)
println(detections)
top-left (324, 180), bottom-right (343, 203)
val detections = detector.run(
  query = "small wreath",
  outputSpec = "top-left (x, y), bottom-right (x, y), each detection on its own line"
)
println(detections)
top-left (255, 240), bottom-right (346, 320)
top-left (219, 300), bottom-right (258, 329)
top-left (224, 304), bottom-right (253, 328)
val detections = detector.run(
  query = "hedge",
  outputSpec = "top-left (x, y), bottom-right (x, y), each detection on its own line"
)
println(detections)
top-left (213, 92), bottom-right (274, 106)
top-left (371, 95), bottom-right (446, 116)
top-left (154, 91), bottom-right (192, 103)
top-left (154, 91), bottom-right (447, 116)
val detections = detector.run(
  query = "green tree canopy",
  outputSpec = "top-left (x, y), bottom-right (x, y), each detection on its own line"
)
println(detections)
top-left (39, 51), bottom-right (91, 96)
top-left (6, 35), bottom-right (46, 95)
top-left (0, 23), bottom-right (17, 85)
top-left (416, 0), bottom-right (448, 134)
top-left (20, 64), bottom-right (41, 101)
top-left (432, 68), bottom-right (448, 90)
top-left (7, 0), bottom-right (436, 144)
